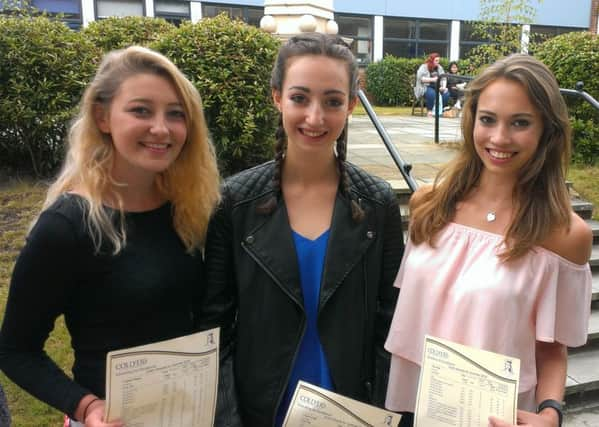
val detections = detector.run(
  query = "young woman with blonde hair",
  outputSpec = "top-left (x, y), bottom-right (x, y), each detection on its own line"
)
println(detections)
top-left (0, 46), bottom-right (220, 427)
top-left (385, 54), bottom-right (592, 427)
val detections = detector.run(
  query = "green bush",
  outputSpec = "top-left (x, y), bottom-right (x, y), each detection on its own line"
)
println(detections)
top-left (82, 16), bottom-right (175, 52)
top-left (570, 118), bottom-right (599, 165)
top-left (152, 14), bottom-right (280, 176)
top-left (366, 56), bottom-right (422, 106)
top-left (0, 16), bottom-right (99, 177)
top-left (534, 32), bottom-right (599, 163)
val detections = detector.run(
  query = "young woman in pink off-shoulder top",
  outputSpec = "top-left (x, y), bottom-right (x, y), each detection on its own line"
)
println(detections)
top-left (384, 54), bottom-right (593, 427)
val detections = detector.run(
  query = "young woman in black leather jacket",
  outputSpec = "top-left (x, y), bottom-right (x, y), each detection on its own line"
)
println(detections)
top-left (201, 33), bottom-right (405, 427)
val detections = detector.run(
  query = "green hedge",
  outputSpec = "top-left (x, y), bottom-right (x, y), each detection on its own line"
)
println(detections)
top-left (366, 56), bottom-right (422, 106)
top-left (1, 14), bottom-right (280, 177)
top-left (82, 16), bottom-right (176, 52)
top-left (152, 14), bottom-right (280, 176)
top-left (535, 32), bottom-right (599, 164)
top-left (0, 16), bottom-right (99, 177)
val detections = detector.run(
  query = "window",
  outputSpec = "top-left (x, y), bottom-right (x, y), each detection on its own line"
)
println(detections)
top-left (383, 18), bottom-right (449, 58)
top-left (96, 0), bottom-right (143, 19)
top-left (336, 14), bottom-right (372, 66)
top-left (155, 0), bottom-right (189, 25)
top-left (202, 3), bottom-right (263, 27)
top-left (1, 0), bottom-right (82, 28)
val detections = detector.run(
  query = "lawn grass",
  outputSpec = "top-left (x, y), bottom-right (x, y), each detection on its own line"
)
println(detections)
top-left (0, 162), bottom-right (597, 425)
top-left (352, 104), bottom-right (412, 116)
top-left (0, 180), bottom-right (71, 427)
top-left (569, 164), bottom-right (599, 220)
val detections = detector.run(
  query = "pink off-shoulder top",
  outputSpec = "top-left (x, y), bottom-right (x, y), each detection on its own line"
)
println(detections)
top-left (384, 222), bottom-right (592, 412)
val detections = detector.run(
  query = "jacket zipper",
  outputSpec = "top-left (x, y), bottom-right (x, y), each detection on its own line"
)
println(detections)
top-left (241, 242), bottom-right (307, 427)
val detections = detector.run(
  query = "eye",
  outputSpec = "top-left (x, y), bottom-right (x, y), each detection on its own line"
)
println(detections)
top-left (130, 106), bottom-right (151, 116)
top-left (326, 98), bottom-right (344, 108)
top-left (168, 109), bottom-right (186, 120)
top-left (512, 119), bottom-right (530, 128)
top-left (290, 94), bottom-right (307, 104)
top-left (478, 115), bottom-right (495, 125)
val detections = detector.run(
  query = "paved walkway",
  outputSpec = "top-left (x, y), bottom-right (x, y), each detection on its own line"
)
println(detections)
top-left (347, 114), bottom-right (462, 190)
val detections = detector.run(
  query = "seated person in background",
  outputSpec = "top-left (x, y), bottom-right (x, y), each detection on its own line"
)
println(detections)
top-left (414, 53), bottom-right (450, 117)
top-left (446, 61), bottom-right (467, 109)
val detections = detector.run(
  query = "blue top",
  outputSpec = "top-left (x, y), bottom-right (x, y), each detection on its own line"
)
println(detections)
top-left (275, 229), bottom-right (333, 426)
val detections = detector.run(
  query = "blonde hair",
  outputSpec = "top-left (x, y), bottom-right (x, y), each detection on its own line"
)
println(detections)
top-left (410, 54), bottom-right (572, 262)
top-left (42, 46), bottom-right (220, 253)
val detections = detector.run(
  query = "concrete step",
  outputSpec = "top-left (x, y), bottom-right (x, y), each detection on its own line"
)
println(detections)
top-left (588, 309), bottom-right (599, 344)
top-left (572, 198), bottom-right (594, 220)
top-left (593, 270), bottom-right (599, 303)
top-left (591, 245), bottom-right (599, 268)
top-left (566, 344), bottom-right (599, 398)
top-left (587, 219), bottom-right (599, 245)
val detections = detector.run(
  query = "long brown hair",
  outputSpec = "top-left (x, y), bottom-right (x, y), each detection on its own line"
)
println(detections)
top-left (410, 54), bottom-right (572, 262)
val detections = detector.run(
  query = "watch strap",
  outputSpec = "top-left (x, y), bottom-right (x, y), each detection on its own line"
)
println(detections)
top-left (537, 399), bottom-right (563, 427)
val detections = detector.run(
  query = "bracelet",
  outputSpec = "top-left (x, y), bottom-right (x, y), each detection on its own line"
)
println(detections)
top-left (537, 399), bottom-right (563, 427)
top-left (82, 397), bottom-right (101, 422)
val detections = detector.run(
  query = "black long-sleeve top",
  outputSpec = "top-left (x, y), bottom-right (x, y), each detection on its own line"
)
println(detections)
top-left (0, 194), bottom-right (202, 418)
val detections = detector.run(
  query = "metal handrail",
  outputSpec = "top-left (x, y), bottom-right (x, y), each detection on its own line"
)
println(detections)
top-left (560, 82), bottom-right (599, 110)
top-left (357, 89), bottom-right (418, 193)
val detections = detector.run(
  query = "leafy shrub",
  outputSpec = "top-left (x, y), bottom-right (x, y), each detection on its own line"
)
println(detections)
top-left (82, 16), bottom-right (175, 52)
top-left (153, 14), bottom-right (280, 176)
top-left (366, 56), bottom-right (422, 106)
top-left (570, 118), bottom-right (599, 165)
top-left (0, 16), bottom-right (99, 177)
top-left (535, 32), bottom-right (599, 163)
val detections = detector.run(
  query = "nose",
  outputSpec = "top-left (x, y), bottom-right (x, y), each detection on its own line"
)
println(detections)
top-left (150, 115), bottom-right (169, 137)
top-left (305, 103), bottom-right (324, 126)
top-left (489, 122), bottom-right (510, 145)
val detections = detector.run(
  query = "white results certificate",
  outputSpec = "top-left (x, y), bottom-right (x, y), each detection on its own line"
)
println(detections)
top-left (283, 381), bottom-right (401, 427)
top-left (104, 328), bottom-right (219, 427)
top-left (415, 335), bottom-right (520, 427)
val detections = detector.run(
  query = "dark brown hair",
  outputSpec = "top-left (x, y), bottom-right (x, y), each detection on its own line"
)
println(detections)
top-left (259, 32), bottom-right (364, 221)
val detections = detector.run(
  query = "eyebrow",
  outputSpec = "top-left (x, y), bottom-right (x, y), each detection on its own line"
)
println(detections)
top-left (288, 86), bottom-right (347, 96)
top-left (128, 98), bottom-right (183, 107)
top-left (478, 109), bottom-right (535, 118)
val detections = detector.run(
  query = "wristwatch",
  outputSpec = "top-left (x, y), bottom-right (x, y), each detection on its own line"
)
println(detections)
top-left (537, 399), bottom-right (563, 427)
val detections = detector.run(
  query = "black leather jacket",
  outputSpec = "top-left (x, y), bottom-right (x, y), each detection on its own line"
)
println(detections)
top-left (201, 161), bottom-right (404, 426)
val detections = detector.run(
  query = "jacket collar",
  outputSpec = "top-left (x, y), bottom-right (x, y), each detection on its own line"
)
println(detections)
top-left (242, 192), bottom-right (375, 311)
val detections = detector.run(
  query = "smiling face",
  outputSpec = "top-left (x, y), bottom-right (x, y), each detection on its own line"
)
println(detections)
top-left (473, 78), bottom-right (544, 180)
top-left (272, 54), bottom-right (356, 159)
top-left (95, 73), bottom-right (187, 183)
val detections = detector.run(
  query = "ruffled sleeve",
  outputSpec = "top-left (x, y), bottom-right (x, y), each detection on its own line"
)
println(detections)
top-left (535, 252), bottom-right (592, 347)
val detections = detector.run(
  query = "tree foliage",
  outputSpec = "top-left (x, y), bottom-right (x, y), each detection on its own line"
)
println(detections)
top-left (82, 16), bottom-right (176, 53)
top-left (0, 16), bottom-right (100, 176)
top-left (152, 14), bottom-right (281, 176)
top-left (466, 0), bottom-right (541, 70)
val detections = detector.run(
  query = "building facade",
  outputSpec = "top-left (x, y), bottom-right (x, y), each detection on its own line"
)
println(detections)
top-left (1, 0), bottom-right (594, 62)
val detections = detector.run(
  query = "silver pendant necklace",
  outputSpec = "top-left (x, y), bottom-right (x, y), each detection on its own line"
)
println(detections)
top-left (486, 211), bottom-right (496, 222)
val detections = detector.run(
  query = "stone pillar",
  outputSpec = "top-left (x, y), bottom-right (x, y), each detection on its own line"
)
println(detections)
top-left (373, 15), bottom-right (383, 62)
top-left (261, 0), bottom-right (336, 36)
top-left (591, 0), bottom-right (599, 34)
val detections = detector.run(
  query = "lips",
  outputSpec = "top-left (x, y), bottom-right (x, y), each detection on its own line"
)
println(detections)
top-left (141, 142), bottom-right (170, 151)
top-left (300, 128), bottom-right (327, 138)
top-left (488, 149), bottom-right (514, 159)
